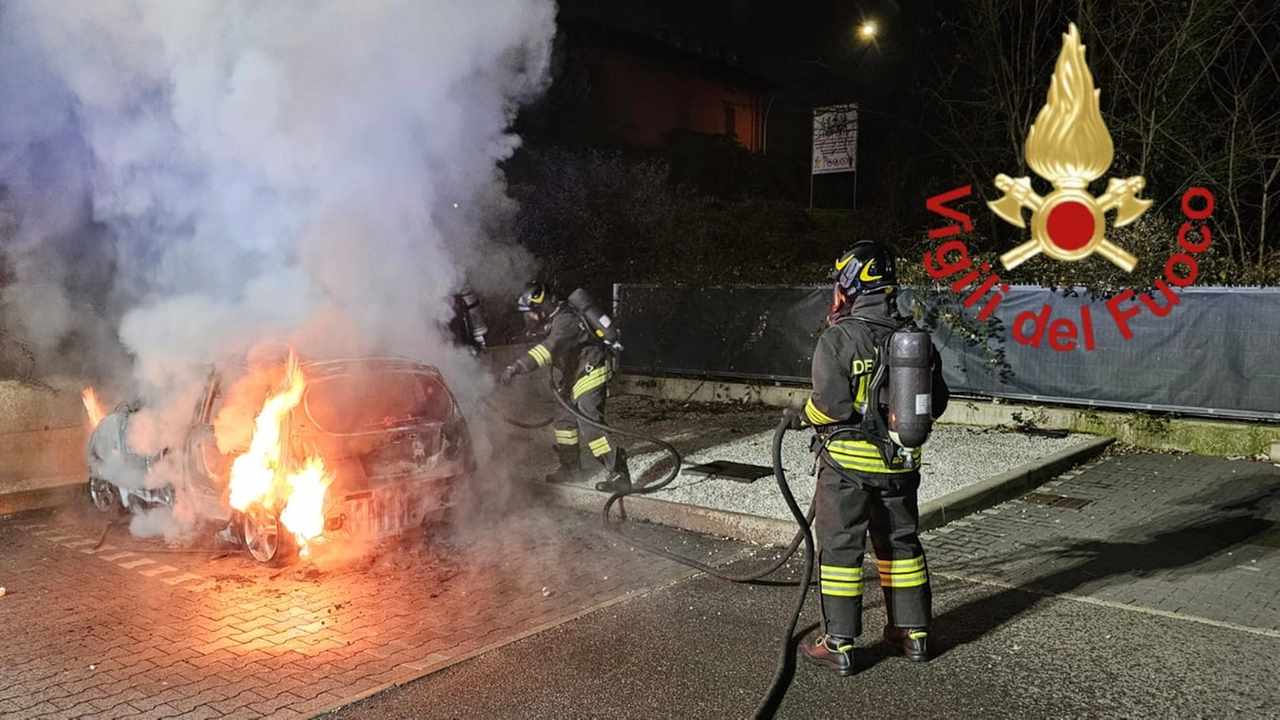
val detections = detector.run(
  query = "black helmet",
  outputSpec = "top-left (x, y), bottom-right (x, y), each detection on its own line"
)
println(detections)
top-left (516, 281), bottom-right (556, 314)
top-left (830, 242), bottom-right (897, 298)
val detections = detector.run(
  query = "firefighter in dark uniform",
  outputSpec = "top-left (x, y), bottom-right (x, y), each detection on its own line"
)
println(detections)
top-left (797, 241), bottom-right (950, 676)
top-left (498, 281), bottom-right (632, 493)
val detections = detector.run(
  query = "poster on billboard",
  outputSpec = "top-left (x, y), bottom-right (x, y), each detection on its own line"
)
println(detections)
top-left (812, 104), bottom-right (858, 175)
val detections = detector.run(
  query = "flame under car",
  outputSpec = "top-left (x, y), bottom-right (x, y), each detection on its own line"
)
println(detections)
top-left (86, 356), bottom-right (476, 564)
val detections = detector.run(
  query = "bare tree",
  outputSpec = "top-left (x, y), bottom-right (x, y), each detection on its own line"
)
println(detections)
top-left (923, 0), bottom-right (1280, 278)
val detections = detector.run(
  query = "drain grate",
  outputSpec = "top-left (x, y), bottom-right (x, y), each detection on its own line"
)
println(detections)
top-left (683, 461), bottom-right (775, 484)
top-left (1018, 492), bottom-right (1094, 510)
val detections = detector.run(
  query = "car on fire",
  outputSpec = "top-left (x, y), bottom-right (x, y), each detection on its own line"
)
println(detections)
top-left (86, 356), bottom-right (476, 565)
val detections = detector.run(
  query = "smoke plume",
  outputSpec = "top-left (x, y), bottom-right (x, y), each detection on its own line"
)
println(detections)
top-left (0, 1), bottom-right (556, 537)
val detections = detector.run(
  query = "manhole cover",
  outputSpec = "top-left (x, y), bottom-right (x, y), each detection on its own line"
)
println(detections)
top-left (1019, 492), bottom-right (1094, 510)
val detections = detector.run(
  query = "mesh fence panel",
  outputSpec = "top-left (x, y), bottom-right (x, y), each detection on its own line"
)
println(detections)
top-left (614, 284), bottom-right (1280, 421)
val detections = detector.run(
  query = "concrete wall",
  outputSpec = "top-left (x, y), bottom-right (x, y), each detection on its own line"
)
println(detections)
top-left (0, 376), bottom-right (90, 512)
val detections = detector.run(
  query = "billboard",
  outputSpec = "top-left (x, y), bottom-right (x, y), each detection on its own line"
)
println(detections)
top-left (812, 104), bottom-right (859, 175)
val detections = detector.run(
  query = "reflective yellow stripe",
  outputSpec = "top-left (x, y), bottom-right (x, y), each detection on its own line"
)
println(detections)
top-left (804, 397), bottom-right (837, 426)
top-left (555, 429), bottom-right (579, 446)
top-left (588, 436), bottom-right (612, 457)
top-left (878, 555), bottom-right (928, 588)
top-left (820, 580), bottom-right (863, 597)
top-left (820, 564), bottom-right (862, 580)
top-left (854, 374), bottom-right (869, 414)
top-left (878, 556), bottom-right (926, 573)
top-left (827, 440), bottom-right (882, 457)
top-left (827, 439), bottom-right (920, 474)
top-left (881, 570), bottom-right (928, 588)
top-left (527, 344), bottom-right (552, 367)
top-left (572, 366), bottom-right (611, 399)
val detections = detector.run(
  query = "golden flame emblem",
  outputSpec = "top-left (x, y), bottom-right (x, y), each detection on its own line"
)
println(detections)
top-left (989, 23), bottom-right (1151, 272)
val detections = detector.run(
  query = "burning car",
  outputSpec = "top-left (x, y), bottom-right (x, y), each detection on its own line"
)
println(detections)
top-left (85, 354), bottom-right (476, 564)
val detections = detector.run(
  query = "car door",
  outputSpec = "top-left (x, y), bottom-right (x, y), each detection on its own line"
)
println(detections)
top-left (183, 368), bottom-right (229, 497)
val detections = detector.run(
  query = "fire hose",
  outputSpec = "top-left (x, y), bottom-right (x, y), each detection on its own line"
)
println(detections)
top-left (491, 373), bottom-right (816, 719)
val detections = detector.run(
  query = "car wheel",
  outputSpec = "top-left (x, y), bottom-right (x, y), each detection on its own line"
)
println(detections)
top-left (89, 476), bottom-right (124, 515)
top-left (242, 505), bottom-right (296, 566)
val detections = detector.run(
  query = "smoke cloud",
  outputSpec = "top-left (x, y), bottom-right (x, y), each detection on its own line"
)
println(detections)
top-left (0, 1), bottom-right (557, 537)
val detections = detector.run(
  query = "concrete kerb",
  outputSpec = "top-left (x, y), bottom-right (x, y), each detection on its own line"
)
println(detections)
top-left (0, 475), bottom-right (86, 516)
top-left (531, 435), bottom-right (1117, 547)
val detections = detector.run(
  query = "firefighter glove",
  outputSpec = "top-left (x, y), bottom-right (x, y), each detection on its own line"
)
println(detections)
top-left (498, 366), bottom-right (517, 385)
top-left (782, 407), bottom-right (806, 431)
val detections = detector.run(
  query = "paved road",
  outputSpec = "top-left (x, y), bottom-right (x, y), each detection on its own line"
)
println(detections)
top-left (3, 451), bottom-right (1277, 719)
top-left (326, 452), bottom-right (1280, 719)
top-left (0, 492), bottom-right (746, 719)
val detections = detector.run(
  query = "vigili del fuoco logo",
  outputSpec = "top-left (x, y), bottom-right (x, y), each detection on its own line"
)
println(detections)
top-left (922, 23), bottom-right (1215, 353)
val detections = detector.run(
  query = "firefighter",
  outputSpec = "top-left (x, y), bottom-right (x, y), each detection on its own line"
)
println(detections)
top-left (498, 281), bottom-right (632, 493)
top-left (795, 241), bottom-right (950, 676)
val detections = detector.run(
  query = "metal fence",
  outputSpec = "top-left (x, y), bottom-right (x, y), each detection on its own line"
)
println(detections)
top-left (613, 284), bottom-right (1280, 422)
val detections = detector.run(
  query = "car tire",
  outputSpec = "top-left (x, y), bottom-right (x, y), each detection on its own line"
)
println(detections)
top-left (241, 505), bottom-right (297, 566)
top-left (88, 476), bottom-right (125, 516)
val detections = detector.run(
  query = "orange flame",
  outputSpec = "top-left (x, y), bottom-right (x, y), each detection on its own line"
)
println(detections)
top-left (1024, 23), bottom-right (1114, 187)
top-left (226, 350), bottom-right (332, 558)
top-left (228, 353), bottom-right (306, 512)
top-left (82, 388), bottom-right (106, 428)
top-left (279, 456), bottom-right (332, 550)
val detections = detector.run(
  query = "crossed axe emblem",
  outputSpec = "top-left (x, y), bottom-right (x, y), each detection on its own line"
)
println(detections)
top-left (990, 174), bottom-right (1150, 272)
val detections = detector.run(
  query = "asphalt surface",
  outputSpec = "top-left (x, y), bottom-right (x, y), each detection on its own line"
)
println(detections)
top-left (323, 450), bottom-right (1280, 720)
top-left (323, 557), bottom-right (1278, 720)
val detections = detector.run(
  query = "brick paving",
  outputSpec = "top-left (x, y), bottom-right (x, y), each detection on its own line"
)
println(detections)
top-left (0, 496), bottom-right (748, 719)
top-left (922, 453), bottom-right (1280, 633)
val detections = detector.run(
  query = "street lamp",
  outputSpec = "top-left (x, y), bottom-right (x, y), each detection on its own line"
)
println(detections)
top-left (857, 21), bottom-right (878, 41)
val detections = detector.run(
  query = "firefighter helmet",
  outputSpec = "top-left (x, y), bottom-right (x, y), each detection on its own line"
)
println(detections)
top-left (516, 281), bottom-right (556, 315)
top-left (831, 242), bottom-right (897, 298)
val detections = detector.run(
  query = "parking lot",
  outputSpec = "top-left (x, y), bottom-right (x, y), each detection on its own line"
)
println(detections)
top-left (0, 493), bottom-right (748, 719)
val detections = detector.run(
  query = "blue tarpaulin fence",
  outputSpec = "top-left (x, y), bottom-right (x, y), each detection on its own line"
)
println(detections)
top-left (613, 284), bottom-right (1280, 422)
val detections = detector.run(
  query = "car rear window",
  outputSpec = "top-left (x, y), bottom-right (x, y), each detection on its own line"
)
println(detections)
top-left (303, 370), bottom-right (454, 434)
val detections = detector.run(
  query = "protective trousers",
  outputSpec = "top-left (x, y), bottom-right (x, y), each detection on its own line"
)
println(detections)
top-left (813, 463), bottom-right (931, 639)
top-left (552, 365), bottom-right (623, 474)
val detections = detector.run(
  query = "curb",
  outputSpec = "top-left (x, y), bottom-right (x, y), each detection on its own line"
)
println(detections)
top-left (0, 475), bottom-right (85, 516)
top-left (533, 435), bottom-right (1116, 546)
top-left (529, 483), bottom-right (801, 547)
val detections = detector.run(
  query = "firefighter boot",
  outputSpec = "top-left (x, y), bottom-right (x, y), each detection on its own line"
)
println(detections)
top-left (883, 626), bottom-right (930, 662)
top-left (800, 633), bottom-right (855, 677)
top-left (545, 445), bottom-right (586, 484)
top-left (595, 447), bottom-right (632, 494)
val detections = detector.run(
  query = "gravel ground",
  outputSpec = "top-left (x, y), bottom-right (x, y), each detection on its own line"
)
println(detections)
top-left (493, 390), bottom-right (1098, 522)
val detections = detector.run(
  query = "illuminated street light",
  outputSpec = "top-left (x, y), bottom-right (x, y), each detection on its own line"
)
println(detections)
top-left (858, 21), bottom-right (878, 40)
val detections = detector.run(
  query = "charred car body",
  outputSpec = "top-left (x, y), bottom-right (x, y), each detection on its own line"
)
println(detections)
top-left (86, 356), bottom-right (476, 564)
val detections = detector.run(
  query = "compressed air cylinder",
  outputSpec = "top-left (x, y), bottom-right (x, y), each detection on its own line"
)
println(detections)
top-left (567, 288), bottom-right (622, 350)
top-left (457, 285), bottom-right (488, 347)
top-left (887, 328), bottom-right (934, 448)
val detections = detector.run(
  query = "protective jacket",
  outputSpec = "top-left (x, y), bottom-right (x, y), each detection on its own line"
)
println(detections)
top-left (510, 304), bottom-right (610, 392)
top-left (509, 304), bottom-right (623, 477)
top-left (803, 295), bottom-right (949, 477)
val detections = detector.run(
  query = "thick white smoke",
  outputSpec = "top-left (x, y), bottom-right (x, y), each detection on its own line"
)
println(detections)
top-left (0, 1), bottom-right (557, 544)
top-left (0, 1), bottom-right (553, 444)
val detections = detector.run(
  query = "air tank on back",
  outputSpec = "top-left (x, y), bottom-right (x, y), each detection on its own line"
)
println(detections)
top-left (567, 288), bottom-right (623, 354)
top-left (886, 326), bottom-right (933, 448)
